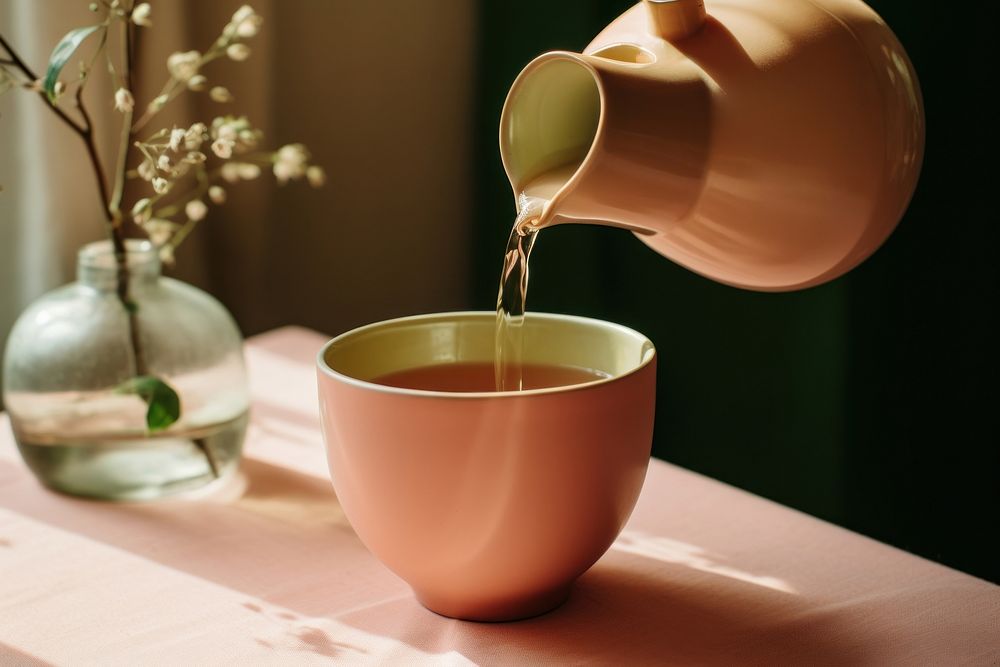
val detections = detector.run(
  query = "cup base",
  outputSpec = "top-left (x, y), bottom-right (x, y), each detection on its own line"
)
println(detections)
top-left (414, 584), bottom-right (572, 623)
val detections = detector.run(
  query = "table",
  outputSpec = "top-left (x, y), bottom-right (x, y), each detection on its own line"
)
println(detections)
top-left (1, 327), bottom-right (997, 666)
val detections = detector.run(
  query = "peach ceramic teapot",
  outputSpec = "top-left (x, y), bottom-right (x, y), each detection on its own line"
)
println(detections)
top-left (500, 0), bottom-right (924, 291)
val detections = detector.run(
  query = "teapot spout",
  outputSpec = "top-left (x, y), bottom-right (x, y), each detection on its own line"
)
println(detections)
top-left (499, 54), bottom-right (603, 228)
top-left (499, 50), bottom-right (712, 234)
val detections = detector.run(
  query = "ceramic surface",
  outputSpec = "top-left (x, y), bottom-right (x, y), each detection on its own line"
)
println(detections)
top-left (500, 0), bottom-right (924, 290)
top-left (316, 312), bottom-right (656, 621)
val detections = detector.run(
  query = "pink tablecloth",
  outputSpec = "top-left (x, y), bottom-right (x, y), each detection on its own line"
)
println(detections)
top-left (0, 327), bottom-right (997, 666)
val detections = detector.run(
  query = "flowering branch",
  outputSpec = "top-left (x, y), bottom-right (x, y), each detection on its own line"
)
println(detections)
top-left (131, 5), bottom-right (259, 133)
top-left (2, 3), bottom-right (324, 456)
top-left (128, 116), bottom-right (323, 264)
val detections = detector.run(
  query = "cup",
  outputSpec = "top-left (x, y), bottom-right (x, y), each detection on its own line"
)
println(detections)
top-left (316, 311), bottom-right (656, 621)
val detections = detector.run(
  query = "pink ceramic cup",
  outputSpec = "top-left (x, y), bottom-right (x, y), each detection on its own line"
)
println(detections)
top-left (316, 312), bottom-right (656, 621)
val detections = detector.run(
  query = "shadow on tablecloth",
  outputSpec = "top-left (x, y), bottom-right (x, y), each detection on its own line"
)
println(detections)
top-left (0, 453), bottom-right (864, 665)
top-left (337, 549), bottom-right (865, 666)
top-left (0, 642), bottom-right (54, 666)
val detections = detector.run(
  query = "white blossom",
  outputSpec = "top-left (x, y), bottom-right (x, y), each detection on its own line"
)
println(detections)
top-left (237, 19), bottom-right (261, 38)
top-left (273, 143), bottom-right (309, 183)
top-left (187, 74), bottom-right (208, 92)
top-left (273, 163), bottom-right (294, 183)
top-left (131, 198), bottom-right (152, 224)
top-left (210, 116), bottom-right (261, 157)
top-left (184, 123), bottom-right (207, 150)
top-left (208, 186), bottom-right (226, 204)
top-left (231, 5), bottom-right (263, 38)
top-left (237, 163), bottom-right (261, 179)
top-left (184, 151), bottom-right (207, 164)
top-left (220, 163), bottom-right (241, 183)
top-left (167, 50), bottom-right (201, 81)
top-left (152, 177), bottom-right (170, 194)
top-left (209, 86), bottom-right (233, 103)
top-left (168, 127), bottom-right (185, 152)
top-left (232, 5), bottom-right (256, 24)
top-left (132, 2), bottom-right (151, 26)
top-left (185, 199), bottom-right (208, 222)
top-left (226, 44), bottom-right (251, 61)
top-left (306, 165), bottom-right (326, 188)
top-left (237, 129), bottom-right (259, 149)
top-left (211, 138), bottom-right (235, 159)
top-left (157, 154), bottom-right (171, 172)
top-left (144, 219), bottom-right (173, 245)
top-left (113, 87), bottom-right (134, 113)
top-left (216, 123), bottom-right (237, 141)
top-left (137, 159), bottom-right (156, 181)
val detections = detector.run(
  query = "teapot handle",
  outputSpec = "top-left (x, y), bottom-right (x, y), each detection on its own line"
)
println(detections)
top-left (645, 0), bottom-right (707, 40)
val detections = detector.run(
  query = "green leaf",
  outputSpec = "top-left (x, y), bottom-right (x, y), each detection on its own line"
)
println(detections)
top-left (115, 375), bottom-right (182, 432)
top-left (43, 25), bottom-right (100, 103)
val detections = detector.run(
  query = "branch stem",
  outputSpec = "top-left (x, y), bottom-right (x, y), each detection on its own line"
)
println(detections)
top-left (75, 88), bottom-right (114, 223)
top-left (193, 438), bottom-right (220, 478)
top-left (106, 8), bottom-right (148, 378)
top-left (131, 49), bottom-right (224, 133)
top-left (0, 33), bottom-right (87, 133)
top-left (108, 27), bottom-right (133, 221)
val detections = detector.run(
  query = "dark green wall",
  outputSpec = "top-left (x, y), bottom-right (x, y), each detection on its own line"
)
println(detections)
top-left (472, 0), bottom-right (998, 582)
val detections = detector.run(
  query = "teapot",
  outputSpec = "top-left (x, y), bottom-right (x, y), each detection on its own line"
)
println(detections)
top-left (499, 0), bottom-right (924, 291)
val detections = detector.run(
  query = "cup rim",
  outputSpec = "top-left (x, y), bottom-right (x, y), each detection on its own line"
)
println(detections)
top-left (316, 311), bottom-right (655, 399)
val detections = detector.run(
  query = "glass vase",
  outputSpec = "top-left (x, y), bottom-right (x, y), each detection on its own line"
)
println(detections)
top-left (2, 240), bottom-right (249, 500)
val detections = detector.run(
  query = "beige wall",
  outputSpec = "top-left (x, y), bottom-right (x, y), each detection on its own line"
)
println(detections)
top-left (172, 0), bottom-right (478, 336)
top-left (1, 0), bottom-right (477, 366)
